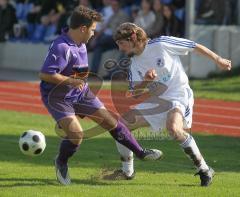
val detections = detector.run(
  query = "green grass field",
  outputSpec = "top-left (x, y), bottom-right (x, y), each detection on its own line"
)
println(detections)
top-left (0, 110), bottom-right (240, 197)
top-left (190, 76), bottom-right (240, 101)
top-left (1, 75), bottom-right (240, 196)
top-left (99, 75), bottom-right (240, 101)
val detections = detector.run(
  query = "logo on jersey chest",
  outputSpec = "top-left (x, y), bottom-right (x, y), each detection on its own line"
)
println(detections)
top-left (156, 58), bottom-right (164, 67)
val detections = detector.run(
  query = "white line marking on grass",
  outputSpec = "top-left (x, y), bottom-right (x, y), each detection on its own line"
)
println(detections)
top-left (0, 100), bottom-right (43, 108)
top-left (195, 112), bottom-right (240, 120)
top-left (0, 84), bottom-right (39, 91)
top-left (0, 92), bottom-right (41, 99)
top-left (195, 104), bottom-right (240, 111)
top-left (194, 122), bottom-right (240, 130)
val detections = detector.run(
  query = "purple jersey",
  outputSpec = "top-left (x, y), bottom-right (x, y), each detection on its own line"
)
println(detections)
top-left (39, 28), bottom-right (104, 122)
top-left (40, 28), bottom-right (88, 99)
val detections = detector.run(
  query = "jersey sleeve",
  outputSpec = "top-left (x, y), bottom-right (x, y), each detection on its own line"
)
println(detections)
top-left (128, 64), bottom-right (142, 90)
top-left (158, 36), bottom-right (196, 56)
top-left (41, 43), bottom-right (70, 74)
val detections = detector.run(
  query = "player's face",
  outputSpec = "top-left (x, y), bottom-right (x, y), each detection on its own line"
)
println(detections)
top-left (81, 22), bottom-right (96, 43)
top-left (116, 40), bottom-right (135, 57)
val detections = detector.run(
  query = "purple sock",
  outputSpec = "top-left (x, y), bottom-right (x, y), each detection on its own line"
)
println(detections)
top-left (57, 139), bottom-right (80, 164)
top-left (109, 121), bottom-right (144, 158)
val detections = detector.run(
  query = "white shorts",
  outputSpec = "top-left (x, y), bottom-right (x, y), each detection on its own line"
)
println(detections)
top-left (134, 88), bottom-right (194, 132)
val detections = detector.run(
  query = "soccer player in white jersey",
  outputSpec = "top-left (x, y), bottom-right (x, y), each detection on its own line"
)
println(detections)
top-left (111, 22), bottom-right (231, 186)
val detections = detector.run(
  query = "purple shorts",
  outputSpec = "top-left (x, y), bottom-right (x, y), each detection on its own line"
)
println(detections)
top-left (41, 84), bottom-right (104, 122)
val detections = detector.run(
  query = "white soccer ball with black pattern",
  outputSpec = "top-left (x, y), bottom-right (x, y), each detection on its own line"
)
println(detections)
top-left (19, 130), bottom-right (46, 156)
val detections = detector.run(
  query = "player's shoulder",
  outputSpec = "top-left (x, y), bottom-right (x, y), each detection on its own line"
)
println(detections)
top-left (148, 36), bottom-right (195, 48)
top-left (49, 36), bottom-right (70, 52)
top-left (148, 36), bottom-right (183, 45)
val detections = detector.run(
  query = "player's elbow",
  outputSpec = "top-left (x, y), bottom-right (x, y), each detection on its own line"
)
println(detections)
top-left (39, 72), bottom-right (51, 82)
top-left (39, 72), bottom-right (45, 81)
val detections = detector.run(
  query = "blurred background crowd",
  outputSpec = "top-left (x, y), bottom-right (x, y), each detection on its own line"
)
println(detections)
top-left (0, 0), bottom-right (238, 77)
top-left (0, 0), bottom-right (238, 43)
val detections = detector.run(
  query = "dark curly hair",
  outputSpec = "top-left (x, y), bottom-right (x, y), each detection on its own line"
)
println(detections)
top-left (70, 5), bottom-right (102, 29)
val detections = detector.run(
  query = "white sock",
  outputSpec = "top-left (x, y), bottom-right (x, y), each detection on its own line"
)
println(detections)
top-left (115, 141), bottom-right (134, 176)
top-left (180, 134), bottom-right (209, 171)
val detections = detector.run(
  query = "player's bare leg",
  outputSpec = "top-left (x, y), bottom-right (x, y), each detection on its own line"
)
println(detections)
top-left (166, 108), bottom-right (214, 186)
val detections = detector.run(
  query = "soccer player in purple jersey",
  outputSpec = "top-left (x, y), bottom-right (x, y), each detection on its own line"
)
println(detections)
top-left (39, 6), bottom-right (162, 185)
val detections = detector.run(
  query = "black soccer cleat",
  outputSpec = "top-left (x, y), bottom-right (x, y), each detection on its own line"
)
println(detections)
top-left (141, 149), bottom-right (163, 161)
top-left (54, 156), bottom-right (71, 185)
top-left (195, 167), bottom-right (215, 186)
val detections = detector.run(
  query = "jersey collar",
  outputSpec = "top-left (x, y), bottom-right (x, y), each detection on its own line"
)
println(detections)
top-left (61, 27), bottom-right (78, 47)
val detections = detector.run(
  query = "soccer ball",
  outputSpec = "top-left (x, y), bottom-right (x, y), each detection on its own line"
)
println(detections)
top-left (19, 130), bottom-right (46, 156)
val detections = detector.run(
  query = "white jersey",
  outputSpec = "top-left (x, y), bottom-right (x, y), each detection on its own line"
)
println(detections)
top-left (129, 36), bottom-right (196, 101)
top-left (129, 36), bottom-right (196, 131)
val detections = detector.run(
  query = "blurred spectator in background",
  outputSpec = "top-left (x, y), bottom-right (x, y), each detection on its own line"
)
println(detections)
top-left (30, 0), bottom-right (65, 42)
top-left (15, 0), bottom-right (32, 22)
top-left (195, 0), bottom-right (224, 25)
top-left (13, 0), bottom-right (37, 40)
top-left (172, 0), bottom-right (185, 23)
top-left (94, 0), bottom-right (113, 37)
top-left (90, 0), bottom-right (130, 75)
top-left (89, 0), bottom-right (102, 9)
top-left (224, 0), bottom-right (238, 25)
top-left (146, 0), bottom-right (164, 38)
top-left (162, 3), bottom-right (183, 37)
top-left (130, 4), bottom-right (139, 21)
top-left (25, 0), bottom-right (41, 39)
top-left (56, 0), bottom-right (91, 35)
top-left (194, 0), bottom-right (238, 25)
top-left (134, 0), bottom-right (155, 31)
top-left (0, 0), bottom-right (17, 42)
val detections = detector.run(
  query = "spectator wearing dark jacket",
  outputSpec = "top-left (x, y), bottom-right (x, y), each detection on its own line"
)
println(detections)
top-left (0, 0), bottom-right (17, 42)
top-left (146, 0), bottom-right (164, 38)
top-left (162, 4), bottom-right (183, 37)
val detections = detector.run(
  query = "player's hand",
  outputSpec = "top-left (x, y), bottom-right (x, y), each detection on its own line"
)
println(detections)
top-left (144, 69), bottom-right (157, 81)
top-left (69, 77), bottom-right (85, 90)
top-left (216, 57), bottom-right (232, 71)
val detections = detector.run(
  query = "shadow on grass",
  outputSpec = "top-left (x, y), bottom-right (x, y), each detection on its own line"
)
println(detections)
top-left (0, 178), bottom-right (58, 187)
top-left (0, 177), bottom-right (199, 188)
top-left (0, 177), bottom-right (112, 188)
top-left (0, 134), bottom-right (240, 174)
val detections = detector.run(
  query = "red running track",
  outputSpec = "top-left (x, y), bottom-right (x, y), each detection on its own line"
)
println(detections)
top-left (0, 82), bottom-right (240, 137)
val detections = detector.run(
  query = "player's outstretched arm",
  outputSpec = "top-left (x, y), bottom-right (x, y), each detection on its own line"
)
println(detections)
top-left (194, 43), bottom-right (232, 71)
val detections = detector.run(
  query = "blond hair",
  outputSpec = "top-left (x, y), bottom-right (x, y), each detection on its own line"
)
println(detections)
top-left (113, 23), bottom-right (148, 43)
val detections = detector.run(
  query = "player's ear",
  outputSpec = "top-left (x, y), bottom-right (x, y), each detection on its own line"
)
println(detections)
top-left (131, 33), bottom-right (137, 42)
top-left (79, 25), bottom-right (87, 33)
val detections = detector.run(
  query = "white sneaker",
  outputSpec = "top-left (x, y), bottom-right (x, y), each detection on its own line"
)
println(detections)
top-left (142, 149), bottom-right (163, 161)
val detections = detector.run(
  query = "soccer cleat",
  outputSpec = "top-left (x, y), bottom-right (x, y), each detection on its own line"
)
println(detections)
top-left (141, 149), bottom-right (163, 161)
top-left (54, 156), bottom-right (71, 185)
top-left (113, 169), bottom-right (135, 180)
top-left (103, 169), bottom-right (135, 180)
top-left (195, 167), bottom-right (215, 186)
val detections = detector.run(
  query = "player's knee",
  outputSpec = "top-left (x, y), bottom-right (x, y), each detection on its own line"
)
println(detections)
top-left (167, 123), bottom-right (181, 140)
top-left (69, 130), bottom-right (83, 145)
